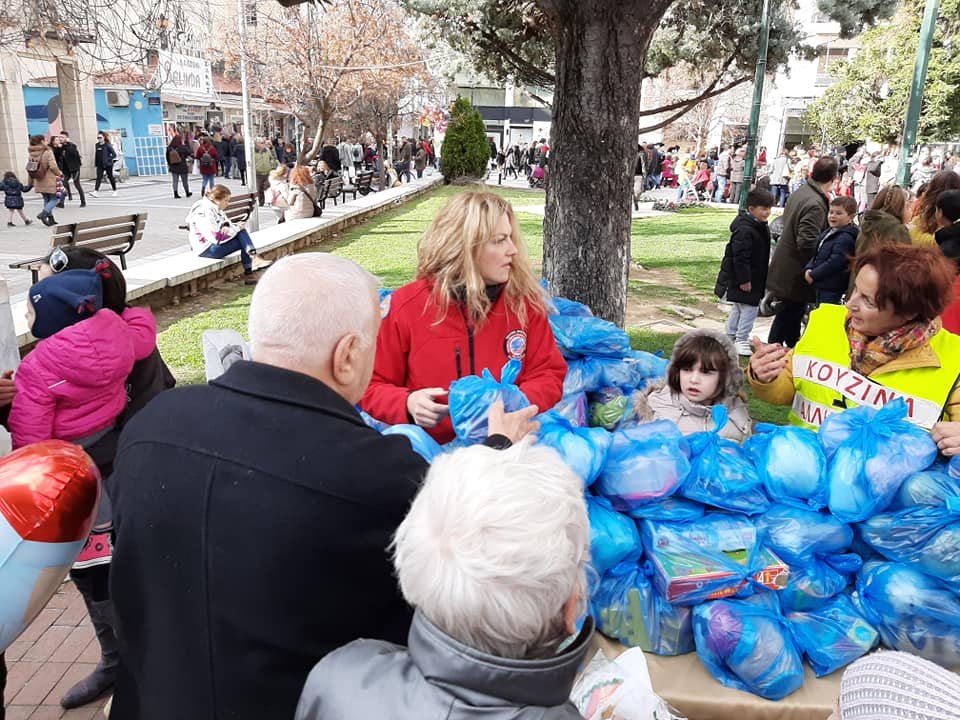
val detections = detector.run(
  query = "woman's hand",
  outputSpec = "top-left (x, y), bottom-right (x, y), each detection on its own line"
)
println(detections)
top-left (406, 387), bottom-right (449, 428)
top-left (749, 337), bottom-right (789, 384)
top-left (931, 422), bottom-right (960, 457)
top-left (0, 370), bottom-right (15, 407)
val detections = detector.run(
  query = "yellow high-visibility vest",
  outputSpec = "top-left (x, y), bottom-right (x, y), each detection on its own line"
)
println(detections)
top-left (788, 304), bottom-right (960, 430)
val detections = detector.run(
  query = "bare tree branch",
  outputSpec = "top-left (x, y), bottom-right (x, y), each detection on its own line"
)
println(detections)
top-left (637, 75), bottom-right (750, 134)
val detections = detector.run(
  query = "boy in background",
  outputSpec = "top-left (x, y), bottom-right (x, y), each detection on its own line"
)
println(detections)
top-left (804, 196), bottom-right (859, 306)
top-left (715, 188), bottom-right (775, 356)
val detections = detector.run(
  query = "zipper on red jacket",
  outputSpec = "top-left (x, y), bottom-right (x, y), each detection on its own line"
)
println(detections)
top-left (457, 305), bottom-right (477, 376)
top-left (455, 347), bottom-right (463, 379)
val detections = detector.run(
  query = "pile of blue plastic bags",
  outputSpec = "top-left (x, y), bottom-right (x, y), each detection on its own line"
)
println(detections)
top-left (364, 289), bottom-right (960, 700)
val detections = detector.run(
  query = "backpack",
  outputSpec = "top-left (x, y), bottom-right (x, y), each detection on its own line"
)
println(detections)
top-left (168, 148), bottom-right (182, 165)
top-left (200, 150), bottom-right (214, 169)
top-left (26, 156), bottom-right (45, 180)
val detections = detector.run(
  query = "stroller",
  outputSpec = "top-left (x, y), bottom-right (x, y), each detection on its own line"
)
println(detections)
top-left (529, 164), bottom-right (547, 189)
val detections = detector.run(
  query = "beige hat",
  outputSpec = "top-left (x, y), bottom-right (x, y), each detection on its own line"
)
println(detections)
top-left (839, 651), bottom-right (960, 720)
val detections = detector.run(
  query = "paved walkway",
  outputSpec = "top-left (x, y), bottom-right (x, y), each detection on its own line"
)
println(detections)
top-left (4, 581), bottom-right (108, 719)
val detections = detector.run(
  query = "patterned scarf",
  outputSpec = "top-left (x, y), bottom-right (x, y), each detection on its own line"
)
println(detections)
top-left (845, 316), bottom-right (940, 376)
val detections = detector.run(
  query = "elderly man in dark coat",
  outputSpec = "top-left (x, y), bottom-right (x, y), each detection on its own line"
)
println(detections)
top-left (107, 253), bottom-right (536, 720)
top-left (765, 156), bottom-right (838, 347)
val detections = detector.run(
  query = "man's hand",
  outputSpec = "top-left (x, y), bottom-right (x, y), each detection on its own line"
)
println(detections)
top-left (406, 387), bottom-right (449, 428)
top-left (931, 422), bottom-right (960, 457)
top-left (487, 400), bottom-right (539, 445)
top-left (804, 269), bottom-right (814, 285)
top-left (0, 370), bottom-right (15, 407)
top-left (739, 281), bottom-right (752, 292)
top-left (749, 337), bottom-right (789, 384)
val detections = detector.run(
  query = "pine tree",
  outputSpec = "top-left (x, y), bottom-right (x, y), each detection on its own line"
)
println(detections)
top-left (440, 97), bottom-right (490, 183)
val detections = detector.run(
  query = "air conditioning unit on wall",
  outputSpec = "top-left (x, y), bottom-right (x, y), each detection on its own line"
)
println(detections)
top-left (106, 90), bottom-right (130, 107)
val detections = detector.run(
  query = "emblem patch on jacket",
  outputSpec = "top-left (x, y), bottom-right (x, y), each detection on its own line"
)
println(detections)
top-left (504, 329), bottom-right (527, 360)
top-left (380, 294), bottom-right (391, 319)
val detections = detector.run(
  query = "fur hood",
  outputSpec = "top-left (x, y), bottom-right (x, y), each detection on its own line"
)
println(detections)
top-left (668, 327), bottom-right (744, 402)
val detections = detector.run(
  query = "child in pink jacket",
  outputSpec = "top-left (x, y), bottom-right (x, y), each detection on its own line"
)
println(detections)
top-left (10, 262), bottom-right (157, 449)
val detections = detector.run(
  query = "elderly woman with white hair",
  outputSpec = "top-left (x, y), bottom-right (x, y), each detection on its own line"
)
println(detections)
top-left (295, 441), bottom-right (595, 720)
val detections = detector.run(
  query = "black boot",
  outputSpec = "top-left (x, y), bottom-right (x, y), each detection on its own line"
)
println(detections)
top-left (174, 192), bottom-right (181, 199)
top-left (60, 596), bottom-right (118, 708)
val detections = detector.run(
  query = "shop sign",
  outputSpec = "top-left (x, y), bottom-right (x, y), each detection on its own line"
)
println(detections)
top-left (155, 51), bottom-right (214, 102)
top-left (148, 124), bottom-right (164, 137)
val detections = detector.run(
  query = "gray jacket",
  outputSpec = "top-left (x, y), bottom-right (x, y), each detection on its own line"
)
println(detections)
top-left (766, 181), bottom-right (829, 303)
top-left (296, 610), bottom-right (594, 720)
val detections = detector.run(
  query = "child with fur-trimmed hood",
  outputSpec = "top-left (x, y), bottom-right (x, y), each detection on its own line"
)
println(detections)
top-left (636, 328), bottom-right (751, 441)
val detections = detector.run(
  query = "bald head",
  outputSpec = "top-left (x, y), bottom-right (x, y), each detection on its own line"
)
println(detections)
top-left (248, 253), bottom-right (380, 400)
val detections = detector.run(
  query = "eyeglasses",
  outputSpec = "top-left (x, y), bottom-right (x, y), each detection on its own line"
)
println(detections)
top-left (49, 247), bottom-right (69, 273)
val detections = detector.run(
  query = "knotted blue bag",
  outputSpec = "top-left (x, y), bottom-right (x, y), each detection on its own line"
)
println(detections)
top-left (819, 399), bottom-right (938, 523)
top-left (538, 414), bottom-right (612, 486)
top-left (745, 424), bottom-right (826, 509)
top-left (449, 358), bottom-right (529, 444)
top-left (856, 562), bottom-right (960, 667)
top-left (549, 314), bottom-right (633, 359)
top-left (595, 421), bottom-right (690, 512)
top-left (381, 424), bottom-right (442, 463)
top-left (786, 593), bottom-right (878, 677)
top-left (592, 561), bottom-right (695, 656)
top-left (694, 593), bottom-right (805, 700)
top-left (587, 495), bottom-right (641, 576)
top-left (682, 406), bottom-right (770, 515)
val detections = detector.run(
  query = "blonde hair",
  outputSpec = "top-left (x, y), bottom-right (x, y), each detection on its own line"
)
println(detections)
top-left (269, 166), bottom-right (287, 180)
top-left (416, 190), bottom-right (545, 327)
top-left (207, 184), bottom-right (231, 203)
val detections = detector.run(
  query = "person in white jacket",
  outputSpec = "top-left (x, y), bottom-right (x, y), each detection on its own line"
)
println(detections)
top-left (185, 184), bottom-right (272, 283)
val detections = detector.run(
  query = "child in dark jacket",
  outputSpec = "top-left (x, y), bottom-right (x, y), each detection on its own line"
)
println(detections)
top-left (2, 171), bottom-right (33, 227)
top-left (714, 188), bottom-right (775, 356)
top-left (804, 195), bottom-right (859, 306)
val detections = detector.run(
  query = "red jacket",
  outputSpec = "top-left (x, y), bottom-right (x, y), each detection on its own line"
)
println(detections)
top-left (362, 278), bottom-right (567, 443)
top-left (195, 144), bottom-right (219, 176)
top-left (943, 275), bottom-right (960, 335)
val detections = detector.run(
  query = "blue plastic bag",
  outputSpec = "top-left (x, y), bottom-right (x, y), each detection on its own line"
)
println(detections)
top-left (819, 399), bottom-right (938, 523)
top-left (595, 421), bottom-right (690, 512)
top-left (381, 424), bottom-right (443, 463)
top-left (778, 559), bottom-right (854, 613)
top-left (682, 406), bottom-right (771, 515)
top-left (563, 353), bottom-right (668, 395)
top-left (546, 292), bottom-right (594, 318)
top-left (755, 505), bottom-right (853, 568)
top-left (549, 314), bottom-right (632, 359)
top-left (588, 387), bottom-right (631, 430)
top-left (856, 562), bottom-right (960, 667)
top-left (587, 495), bottom-right (641, 575)
top-left (641, 514), bottom-right (779, 606)
top-left (551, 392), bottom-right (588, 427)
top-left (449, 359), bottom-right (530, 444)
top-left (627, 496), bottom-right (706, 523)
top-left (786, 593), bottom-right (878, 677)
top-left (358, 408), bottom-right (389, 432)
top-left (860, 499), bottom-right (960, 585)
top-left (950, 455), bottom-right (960, 480)
top-left (694, 593), bottom-right (805, 700)
top-left (746, 424), bottom-right (826, 509)
top-left (538, 416), bottom-right (612, 486)
top-left (592, 561), bottom-right (695, 656)
top-left (890, 469), bottom-right (959, 510)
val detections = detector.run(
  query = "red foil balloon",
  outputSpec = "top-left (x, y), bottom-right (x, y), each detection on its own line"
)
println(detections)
top-left (0, 440), bottom-right (100, 652)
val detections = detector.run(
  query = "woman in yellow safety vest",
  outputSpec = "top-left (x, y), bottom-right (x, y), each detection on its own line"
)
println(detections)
top-left (748, 244), bottom-right (960, 457)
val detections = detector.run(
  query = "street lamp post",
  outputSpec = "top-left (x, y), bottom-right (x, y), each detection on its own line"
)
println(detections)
top-left (740, 0), bottom-right (772, 210)
top-left (897, 0), bottom-right (940, 186)
top-left (237, 0), bottom-right (258, 230)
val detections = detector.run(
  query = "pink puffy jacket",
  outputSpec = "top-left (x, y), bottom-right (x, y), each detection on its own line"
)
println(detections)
top-left (10, 307), bottom-right (158, 449)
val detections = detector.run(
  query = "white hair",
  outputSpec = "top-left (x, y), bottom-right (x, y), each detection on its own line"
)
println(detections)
top-left (248, 253), bottom-right (378, 366)
top-left (392, 440), bottom-right (589, 659)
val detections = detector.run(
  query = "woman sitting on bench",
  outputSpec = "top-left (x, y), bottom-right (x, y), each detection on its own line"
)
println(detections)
top-left (185, 185), bottom-right (272, 284)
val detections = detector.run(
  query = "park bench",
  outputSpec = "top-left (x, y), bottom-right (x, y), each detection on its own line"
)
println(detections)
top-left (317, 176), bottom-right (344, 211)
top-left (10, 213), bottom-right (147, 283)
top-left (341, 171), bottom-right (374, 201)
top-left (177, 192), bottom-right (257, 231)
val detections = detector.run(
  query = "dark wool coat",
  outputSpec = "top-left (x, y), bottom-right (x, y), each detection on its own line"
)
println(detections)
top-left (766, 181), bottom-right (830, 303)
top-left (715, 211), bottom-right (771, 306)
top-left (107, 361), bottom-right (428, 720)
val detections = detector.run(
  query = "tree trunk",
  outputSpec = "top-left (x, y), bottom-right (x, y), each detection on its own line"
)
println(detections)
top-left (542, 1), bottom-right (667, 326)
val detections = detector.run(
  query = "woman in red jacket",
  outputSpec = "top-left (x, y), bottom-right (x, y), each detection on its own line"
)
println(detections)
top-left (362, 190), bottom-right (567, 443)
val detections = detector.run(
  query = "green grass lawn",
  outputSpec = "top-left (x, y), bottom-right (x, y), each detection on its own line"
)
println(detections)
top-left (157, 187), bottom-right (789, 424)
